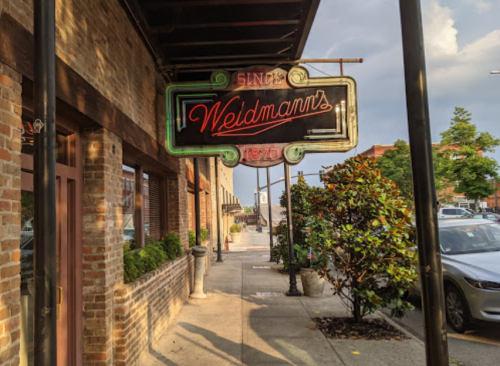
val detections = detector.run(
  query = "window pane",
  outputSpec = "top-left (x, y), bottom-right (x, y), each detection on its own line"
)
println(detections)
top-left (122, 165), bottom-right (135, 248)
top-left (145, 173), bottom-right (161, 245)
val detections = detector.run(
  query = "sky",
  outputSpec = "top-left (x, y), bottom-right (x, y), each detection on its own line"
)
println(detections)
top-left (233, 0), bottom-right (500, 207)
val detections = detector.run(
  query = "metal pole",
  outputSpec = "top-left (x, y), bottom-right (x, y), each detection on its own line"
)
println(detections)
top-left (257, 168), bottom-right (262, 232)
top-left (399, 1), bottom-right (449, 365)
top-left (194, 158), bottom-right (201, 247)
top-left (284, 163), bottom-right (301, 296)
top-left (215, 158), bottom-right (223, 262)
top-left (267, 167), bottom-right (275, 261)
top-left (33, 0), bottom-right (57, 364)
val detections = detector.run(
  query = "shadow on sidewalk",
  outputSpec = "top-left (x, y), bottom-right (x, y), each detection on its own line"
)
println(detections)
top-left (147, 348), bottom-right (181, 366)
top-left (178, 322), bottom-right (287, 365)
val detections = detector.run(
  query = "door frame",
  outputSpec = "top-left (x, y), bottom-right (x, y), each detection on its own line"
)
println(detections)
top-left (21, 114), bottom-right (83, 366)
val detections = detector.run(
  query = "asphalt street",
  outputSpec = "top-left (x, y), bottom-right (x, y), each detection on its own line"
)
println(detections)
top-left (382, 294), bottom-right (500, 366)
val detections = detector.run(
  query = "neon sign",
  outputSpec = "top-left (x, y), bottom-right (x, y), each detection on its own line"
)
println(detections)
top-left (189, 91), bottom-right (332, 137)
top-left (165, 66), bottom-right (358, 168)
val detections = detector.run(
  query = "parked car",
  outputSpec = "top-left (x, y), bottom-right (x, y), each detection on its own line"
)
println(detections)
top-left (464, 213), bottom-right (500, 223)
top-left (438, 207), bottom-right (470, 218)
top-left (412, 219), bottom-right (500, 332)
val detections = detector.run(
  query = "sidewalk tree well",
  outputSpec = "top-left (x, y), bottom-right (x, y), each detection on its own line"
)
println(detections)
top-left (272, 175), bottom-right (314, 272)
top-left (438, 107), bottom-right (500, 209)
top-left (310, 155), bottom-right (418, 322)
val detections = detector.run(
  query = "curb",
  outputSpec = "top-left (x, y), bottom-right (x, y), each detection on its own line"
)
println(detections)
top-left (376, 310), bottom-right (425, 349)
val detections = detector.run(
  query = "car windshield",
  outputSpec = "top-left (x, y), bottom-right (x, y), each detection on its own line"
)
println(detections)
top-left (439, 223), bottom-right (500, 255)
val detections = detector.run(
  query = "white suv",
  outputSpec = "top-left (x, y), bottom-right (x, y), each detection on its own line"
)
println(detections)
top-left (438, 208), bottom-right (470, 218)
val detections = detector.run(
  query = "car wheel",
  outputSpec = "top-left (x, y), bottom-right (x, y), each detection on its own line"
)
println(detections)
top-left (445, 285), bottom-right (471, 333)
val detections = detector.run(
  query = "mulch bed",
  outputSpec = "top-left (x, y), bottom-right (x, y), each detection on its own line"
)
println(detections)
top-left (313, 317), bottom-right (409, 341)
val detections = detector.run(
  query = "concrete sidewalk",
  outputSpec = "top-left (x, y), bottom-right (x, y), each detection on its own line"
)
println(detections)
top-left (140, 251), bottom-right (426, 366)
top-left (228, 225), bottom-right (274, 252)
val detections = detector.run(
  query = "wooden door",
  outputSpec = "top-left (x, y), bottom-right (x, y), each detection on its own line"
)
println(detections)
top-left (20, 115), bottom-right (82, 366)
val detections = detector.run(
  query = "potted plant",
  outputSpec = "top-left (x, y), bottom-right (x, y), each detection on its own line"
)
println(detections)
top-left (295, 245), bottom-right (325, 297)
top-left (230, 224), bottom-right (242, 243)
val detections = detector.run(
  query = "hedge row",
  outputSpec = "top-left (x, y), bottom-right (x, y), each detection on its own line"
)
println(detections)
top-left (188, 228), bottom-right (209, 247)
top-left (123, 232), bottom-right (183, 283)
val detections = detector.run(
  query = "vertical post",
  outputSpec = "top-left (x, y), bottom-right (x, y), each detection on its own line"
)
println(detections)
top-left (257, 168), bottom-right (262, 232)
top-left (285, 163), bottom-right (301, 296)
top-left (33, 0), bottom-right (57, 364)
top-left (267, 167), bottom-right (275, 261)
top-left (399, 1), bottom-right (449, 365)
top-left (215, 158), bottom-right (223, 262)
top-left (194, 158), bottom-right (201, 247)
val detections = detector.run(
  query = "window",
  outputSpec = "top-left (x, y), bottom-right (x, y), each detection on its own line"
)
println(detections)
top-left (122, 165), bottom-right (136, 247)
top-left (122, 165), bottom-right (164, 248)
top-left (442, 209), bottom-right (455, 215)
top-left (144, 174), bottom-right (161, 245)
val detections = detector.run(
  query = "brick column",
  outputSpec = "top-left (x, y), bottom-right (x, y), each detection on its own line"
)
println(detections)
top-left (167, 159), bottom-right (188, 249)
top-left (0, 62), bottom-right (22, 366)
top-left (82, 128), bottom-right (123, 366)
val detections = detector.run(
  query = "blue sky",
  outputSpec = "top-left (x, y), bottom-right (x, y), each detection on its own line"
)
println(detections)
top-left (234, 0), bottom-right (500, 207)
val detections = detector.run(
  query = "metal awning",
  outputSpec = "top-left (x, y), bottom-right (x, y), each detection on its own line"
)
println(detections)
top-left (122, 0), bottom-right (320, 78)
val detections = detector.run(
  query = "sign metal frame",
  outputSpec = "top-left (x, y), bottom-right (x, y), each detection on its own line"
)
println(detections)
top-left (165, 66), bottom-right (358, 167)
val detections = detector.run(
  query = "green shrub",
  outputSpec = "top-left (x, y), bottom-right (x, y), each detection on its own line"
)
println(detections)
top-left (163, 232), bottom-right (183, 259)
top-left (311, 155), bottom-right (418, 322)
top-left (201, 228), bottom-right (209, 241)
top-left (243, 223), bottom-right (247, 228)
top-left (189, 231), bottom-right (196, 247)
top-left (123, 247), bottom-right (142, 283)
top-left (230, 224), bottom-right (241, 233)
top-left (123, 233), bottom-right (185, 283)
top-left (272, 175), bottom-right (313, 272)
top-left (139, 242), bottom-right (167, 272)
top-left (189, 229), bottom-right (209, 247)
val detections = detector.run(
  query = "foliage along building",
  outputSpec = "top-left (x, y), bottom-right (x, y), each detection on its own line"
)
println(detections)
top-left (0, 0), bottom-right (328, 364)
top-left (361, 143), bottom-right (489, 210)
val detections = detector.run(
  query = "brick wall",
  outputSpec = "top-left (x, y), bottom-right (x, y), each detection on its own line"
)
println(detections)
top-left (82, 128), bottom-right (124, 366)
top-left (113, 253), bottom-right (194, 366)
top-left (0, 62), bottom-right (22, 366)
top-left (3, 0), bottom-right (158, 141)
top-left (167, 159), bottom-right (189, 250)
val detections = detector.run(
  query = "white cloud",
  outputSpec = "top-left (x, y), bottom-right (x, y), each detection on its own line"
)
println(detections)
top-left (423, 2), bottom-right (459, 59)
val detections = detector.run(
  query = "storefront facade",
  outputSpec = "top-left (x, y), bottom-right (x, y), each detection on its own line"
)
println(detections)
top-left (0, 0), bottom-right (316, 365)
top-left (0, 2), bottom-right (214, 365)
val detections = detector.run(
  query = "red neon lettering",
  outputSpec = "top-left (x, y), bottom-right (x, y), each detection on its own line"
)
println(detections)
top-left (250, 149), bottom-right (260, 160)
top-left (262, 147), bottom-right (270, 160)
top-left (187, 90), bottom-right (333, 137)
top-left (270, 148), bottom-right (280, 159)
top-left (237, 73), bottom-right (245, 85)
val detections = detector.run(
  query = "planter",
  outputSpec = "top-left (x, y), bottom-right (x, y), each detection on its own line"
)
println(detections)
top-left (299, 268), bottom-right (325, 297)
top-left (230, 231), bottom-right (242, 243)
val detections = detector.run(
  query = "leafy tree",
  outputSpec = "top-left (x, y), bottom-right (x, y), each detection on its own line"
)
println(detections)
top-left (310, 155), bottom-right (418, 322)
top-left (272, 176), bottom-right (314, 272)
top-left (376, 140), bottom-right (413, 203)
top-left (244, 206), bottom-right (253, 214)
top-left (376, 140), bottom-right (455, 206)
top-left (439, 107), bottom-right (500, 209)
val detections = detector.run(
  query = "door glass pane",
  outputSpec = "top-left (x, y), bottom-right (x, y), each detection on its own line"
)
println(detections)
top-left (20, 191), bottom-right (34, 366)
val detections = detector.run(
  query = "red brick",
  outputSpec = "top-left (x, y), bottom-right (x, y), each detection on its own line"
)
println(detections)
top-left (0, 74), bottom-right (12, 87)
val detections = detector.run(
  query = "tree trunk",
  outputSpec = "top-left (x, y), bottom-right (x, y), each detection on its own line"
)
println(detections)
top-left (353, 297), bottom-right (362, 323)
top-left (475, 199), bottom-right (480, 212)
